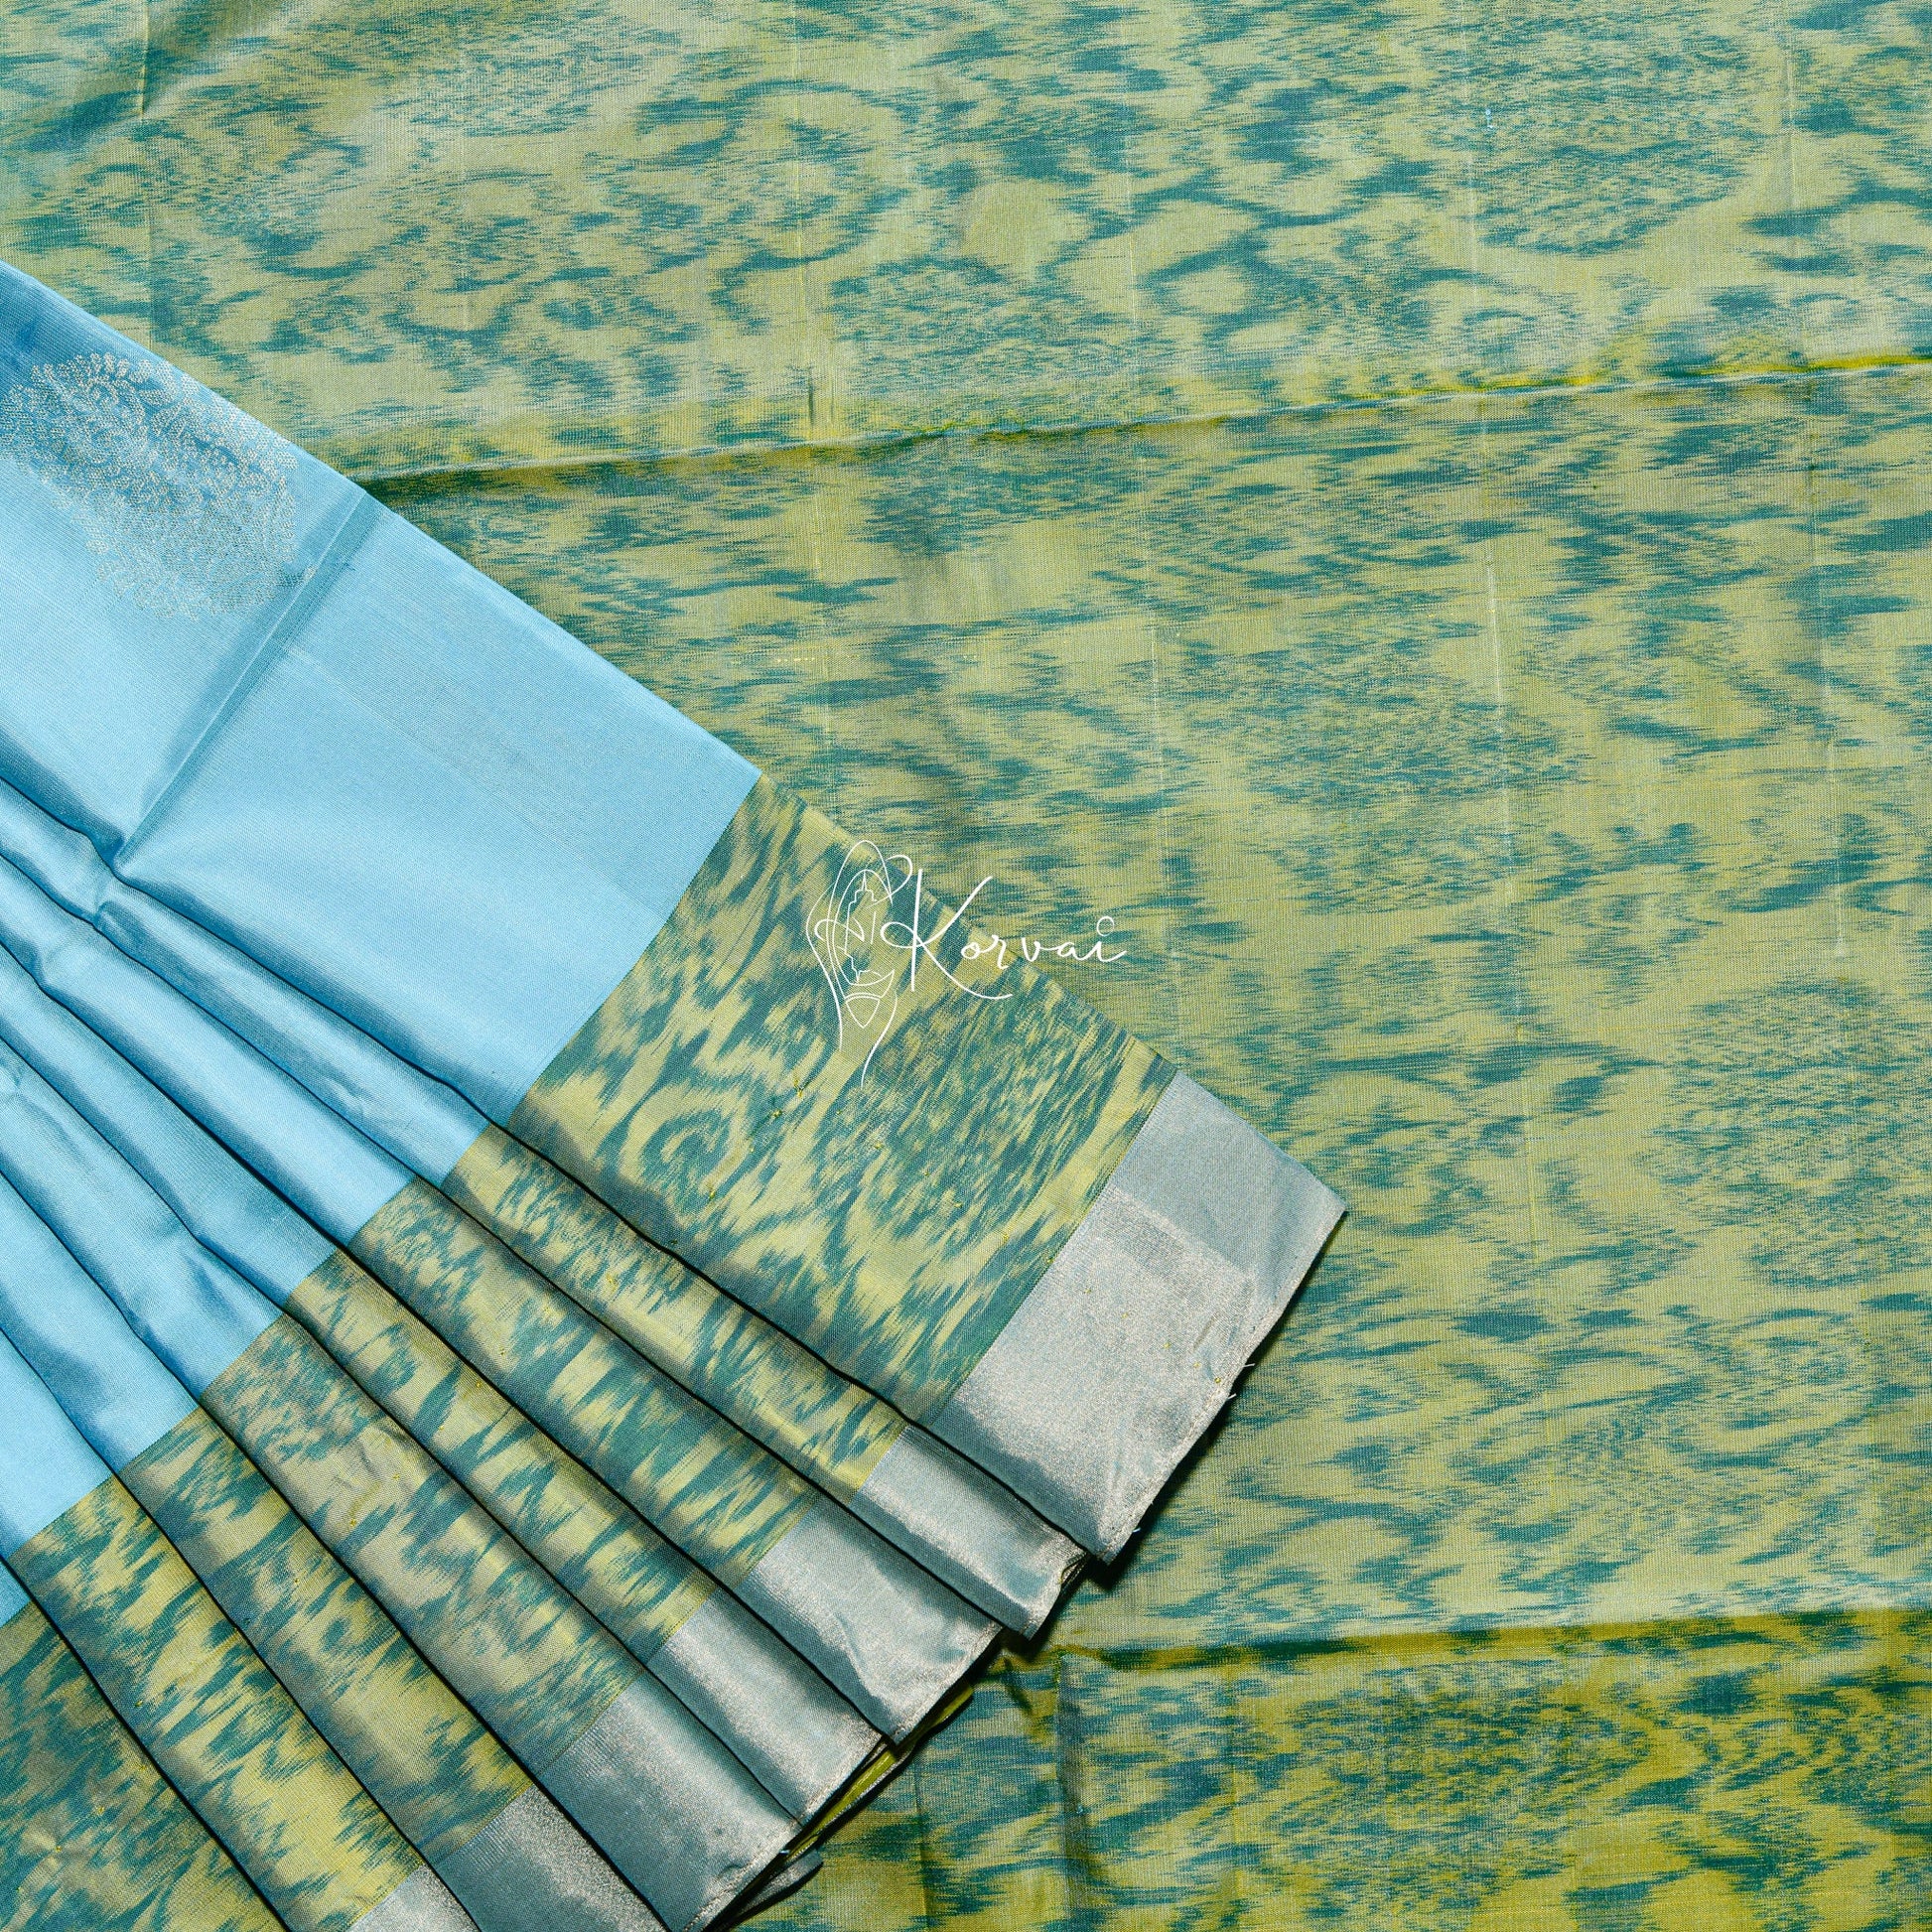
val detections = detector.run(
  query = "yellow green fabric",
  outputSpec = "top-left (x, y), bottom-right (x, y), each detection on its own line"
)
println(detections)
top-left (5, 0), bottom-right (1913, 482)
top-left (124, 1402), bottom-right (535, 1870)
top-left (288, 1245), bottom-right (716, 1663)
top-left (351, 1180), bottom-right (818, 1589)
top-left (512, 777), bottom-right (1172, 1421)
top-left (0, 1598), bottom-right (280, 1932)
top-left (760, 1608), bottom-right (1932, 1930)
top-left (415, 359), bottom-right (1932, 1928)
top-left (8, 1478), bottom-right (425, 1932)
top-left (446, 1127), bottom-right (905, 1502)
top-left (406, 354), bottom-right (1932, 1931)
top-left (11, 0), bottom-right (1932, 1924)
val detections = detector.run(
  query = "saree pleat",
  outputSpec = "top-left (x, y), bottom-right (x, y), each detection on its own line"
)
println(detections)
top-left (0, 256), bottom-right (1341, 1565)
top-left (287, 1248), bottom-right (881, 1822)
top-left (17, 0), bottom-right (1932, 1913)
top-left (441, 1132), bottom-right (1082, 1633)
top-left (345, 1181), bottom-right (1001, 1737)
top-left (0, 1577), bottom-right (283, 1932)
top-left (0, 943), bottom-right (884, 1823)
top-left (0, 771), bottom-right (1085, 1632)
top-left (0, 1332), bottom-right (472, 1932)
top-left (194, 1322), bottom-right (794, 1932)
top-left (0, 1067), bottom-right (796, 1932)
top-left (0, 1164), bottom-right (663, 1932)
top-left (0, 856), bottom-right (1006, 1739)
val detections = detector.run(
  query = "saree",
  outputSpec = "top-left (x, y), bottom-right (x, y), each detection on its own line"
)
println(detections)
top-left (0, 1052), bottom-right (811, 1932)
top-left (0, 1155), bottom-right (664, 1932)
top-left (0, 256), bottom-right (1341, 1567)
top-left (0, 1327), bottom-right (474, 1932)
top-left (10, 0), bottom-right (1932, 1919)
top-left (0, 860), bottom-right (1002, 1741)
top-left (0, 773), bottom-right (1085, 1634)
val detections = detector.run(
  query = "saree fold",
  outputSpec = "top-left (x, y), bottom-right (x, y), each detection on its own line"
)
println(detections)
top-left (0, 1172), bottom-right (663, 1932)
top-left (0, 773), bottom-right (1084, 1634)
top-left (0, 257), bottom-right (1342, 1563)
top-left (0, 1574), bottom-right (282, 1932)
top-left (0, 948), bottom-right (885, 1823)
top-left (511, 780), bottom-right (1344, 1558)
top-left (0, 1062), bottom-right (797, 1932)
top-left (0, 1333), bottom-right (474, 1932)
top-left (344, 1176), bottom-right (999, 1739)
top-left (0, 860), bottom-right (1004, 1740)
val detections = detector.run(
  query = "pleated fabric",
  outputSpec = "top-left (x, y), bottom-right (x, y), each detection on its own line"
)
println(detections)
top-left (0, 252), bottom-right (1340, 1927)
top-left (0, 1333), bottom-right (476, 1932)
top-left (0, 1163), bottom-right (667, 1932)
top-left (0, 772), bottom-right (1085, 1630)
top-left (0, 256), bottom-right (1341, 1564)
top-left (0, 1084), bottom-right (804, 1932)
top-left (0, 933), bottom-right (892, 1819)
top-left (0, 868), bottom-right (1000, 1742)
top-left (0, 1573), bottom-right (282, 1932)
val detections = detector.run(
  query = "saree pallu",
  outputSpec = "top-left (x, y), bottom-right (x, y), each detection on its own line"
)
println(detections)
top-left (0, 1330), bottom-right (475, 1932)
top-left (0, 1076), bottom-right (806, 1932)
top-left (0, 1570), bottom-right (284, 1932)
top-left (0, 258), bottom-right (1341, 1563)
top-left (0, 1167), bottom-right (663, 1932)
top-left (0, 772), bottom-right (1085, 1634)
top-left (0, 867), bottom-right (1001, 1742)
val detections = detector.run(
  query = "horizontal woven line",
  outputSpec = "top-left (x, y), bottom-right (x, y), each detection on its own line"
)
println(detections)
top-left (1028, 1592), bottom-right (1932, 1675)
top-left (355, 347), bottom-right (1932, 494)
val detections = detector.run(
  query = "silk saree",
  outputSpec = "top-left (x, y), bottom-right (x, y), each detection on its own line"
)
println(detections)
top-left (8, 0), bottom-right (1932, 1924)
top-left (0, 257), bottom-right (1338, 1929)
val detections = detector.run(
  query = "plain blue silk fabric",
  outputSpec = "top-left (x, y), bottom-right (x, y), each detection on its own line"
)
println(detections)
top-left (0, 261), bottom-right (757, 1119)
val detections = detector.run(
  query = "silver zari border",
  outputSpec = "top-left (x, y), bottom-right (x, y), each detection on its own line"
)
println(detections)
top-left (933, 1074), bottom-right (1343, 1559)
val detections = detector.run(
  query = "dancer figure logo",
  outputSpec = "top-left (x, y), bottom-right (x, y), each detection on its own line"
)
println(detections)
top-left (807, 841), bottom-right (1127, 1080)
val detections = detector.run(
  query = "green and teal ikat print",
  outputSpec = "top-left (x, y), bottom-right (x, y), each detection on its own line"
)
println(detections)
top-left (10, 1478), bottom-right (426, 1932)
top-left (0, 1597), bottom-right (281, 1932)
top-left (12, 0), bottom-right (1932, 1921)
